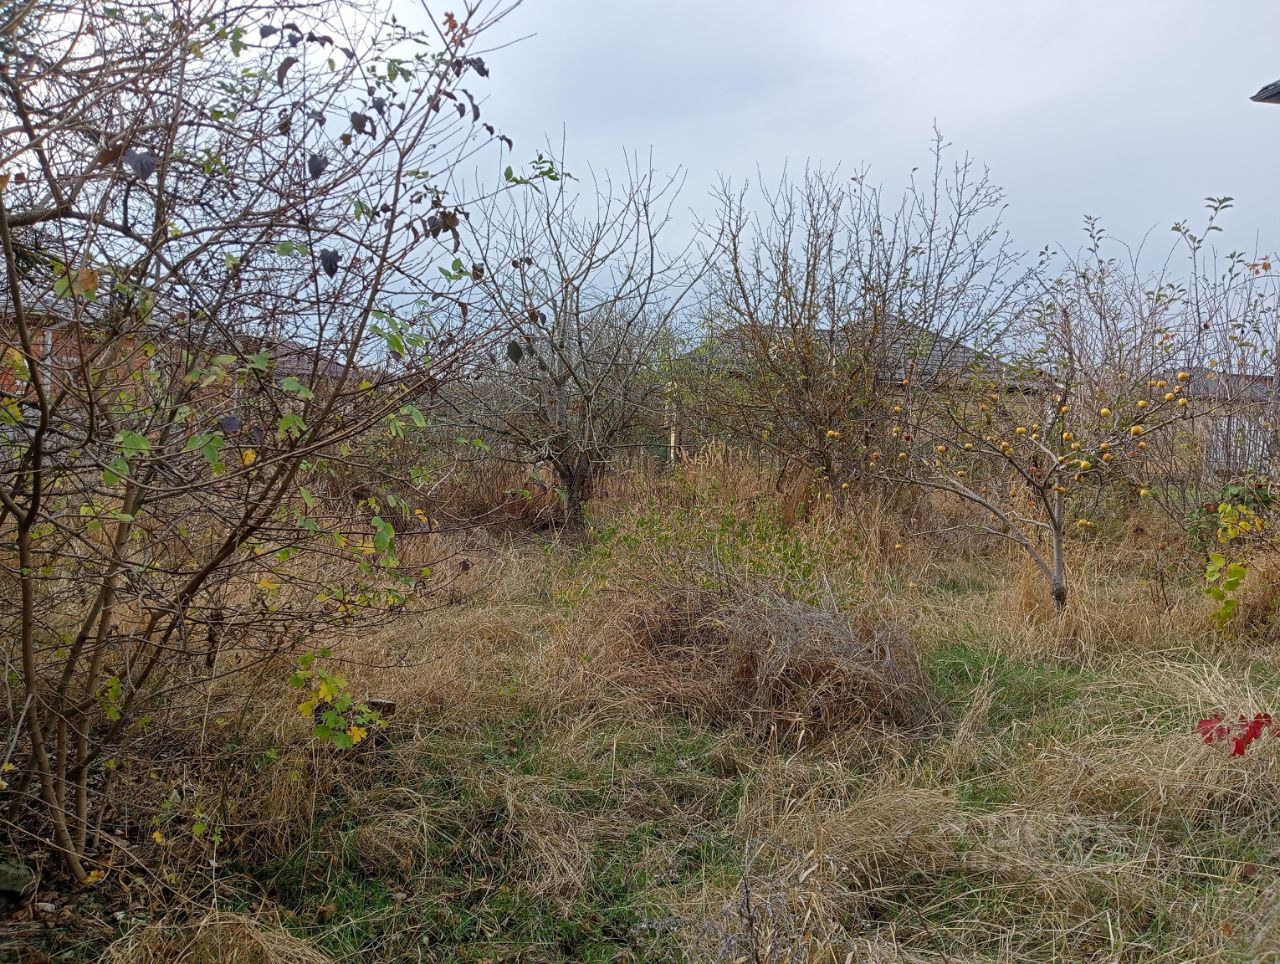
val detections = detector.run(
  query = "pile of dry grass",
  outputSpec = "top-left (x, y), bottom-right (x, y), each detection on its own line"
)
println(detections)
top-left (673, 748), bottom-right (1265, 960)
top-left (606, 583), bottom-right (935, 745)
top-left (107, 910), bottom-right (331, 964)
top-left (410, 459), bottom-right (568, 530)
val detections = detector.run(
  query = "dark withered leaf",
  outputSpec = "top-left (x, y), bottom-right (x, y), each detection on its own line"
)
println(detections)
top-left (350, 111), bottom-right (374, 137)
top-left (276, 56), bottom-right (297, 87)
top-left (461, 89), bottom-right (479, 122)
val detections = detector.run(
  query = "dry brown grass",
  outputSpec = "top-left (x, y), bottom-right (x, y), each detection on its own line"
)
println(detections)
top-left (414, 459), bottom-right (568, 529)
top-left (1010, 655), bottom-right (1280, 831)
top-left (107, 910), bottom-right (331, 964)
top-left (669, 644), bottom-right (1277, 960)
top-left (898, 541), bottom-right (1214, 663)
top-left (596, 583), bottom-right (934, 746)
top-left (40, 456), bottom-right (1280, 963)
top-left (1232, 547), bottom-right (1280, 641)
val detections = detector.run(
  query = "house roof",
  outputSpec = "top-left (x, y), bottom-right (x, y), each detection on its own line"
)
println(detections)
top-left (686, 320), bottom-right (1008, 386)
top-left (243, 336), bottom-right (355, 382)
top-left (1181, 367), bottom-right (1279, 404)
top-left (0, 297), bottom-right (361, 385)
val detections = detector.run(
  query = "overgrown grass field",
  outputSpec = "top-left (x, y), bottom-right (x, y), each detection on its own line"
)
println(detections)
top-left (16, 458), bottom-right (1280, 963)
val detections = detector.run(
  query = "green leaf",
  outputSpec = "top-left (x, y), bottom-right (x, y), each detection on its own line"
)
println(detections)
top-left (102, 455), bottom-right (131, 486)
top-left (277, 412), bottom-right (306, 439)
top-left (371, 516), bottom-right (395, 554)
top-left (185, 432), bottom-right (226, 465)
top-left (274, 240), bottom-right (308, 257)
top-left (280, 376), bottom-right (315, 400)
top-left (116, 429), bottom-right (151, 457)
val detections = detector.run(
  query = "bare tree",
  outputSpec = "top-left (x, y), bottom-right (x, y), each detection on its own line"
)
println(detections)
top-left (443, 154), bottom-right (704, 528)
top-left (0, 0), bottom-right (518, 879)
top-left (692, 136), bottom-right (1027, 497)
top-left (887, 216), bottom-right (1250, 610)
top-left (1140, 203), bottom-right (1280, 532)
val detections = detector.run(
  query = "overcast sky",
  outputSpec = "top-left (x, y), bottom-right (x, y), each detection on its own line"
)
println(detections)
top-left (473, 0), bottom-right (1280, 261)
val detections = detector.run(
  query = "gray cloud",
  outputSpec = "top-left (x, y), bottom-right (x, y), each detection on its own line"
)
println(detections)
top-left (470, 0), bottom-right (1280, 257)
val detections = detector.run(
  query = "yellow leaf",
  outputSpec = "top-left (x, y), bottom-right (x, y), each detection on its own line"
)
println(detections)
top-left (241, 448), bottom-right (257, 466)
top-left (298, 698), bottom-right (317, 717)
top-left (0, 762), bottom-right (14, 773)
top-left (76, 265), bottom-right (99, 296)
top-left (317, 680), bottom-right (339, 702)
top-left (257, 576), bottom-right (280, 591)
top-left (347, 724), bottom-right (367, 744)
top-left (152, 829), bottom-right (166, 844)
top-left (85, 869), bottom-right (105, 885)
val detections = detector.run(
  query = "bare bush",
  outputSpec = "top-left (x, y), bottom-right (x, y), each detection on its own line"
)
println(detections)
top-left (690, 134), bottom-right (1027, 495)
top-left (0, 0), bottom-right (518, 879)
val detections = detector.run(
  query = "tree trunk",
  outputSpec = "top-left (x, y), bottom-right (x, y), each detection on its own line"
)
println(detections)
top-left (1051, 579), bottom-right (1068, 611)
top-left (556, 462), bottom-right (587, 531)
top-left (1050, 524), bottom-right (1068, 611)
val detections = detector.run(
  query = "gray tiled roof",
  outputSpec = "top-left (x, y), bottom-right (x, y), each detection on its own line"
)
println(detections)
top-left (1180, 367), bottom-right (1279, 404)
top-left (689, 321), bottom-right (1007, 384)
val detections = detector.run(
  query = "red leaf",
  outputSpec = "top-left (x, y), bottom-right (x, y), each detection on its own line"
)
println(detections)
top-left (1197, 715), bottom-right (1225, 743)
